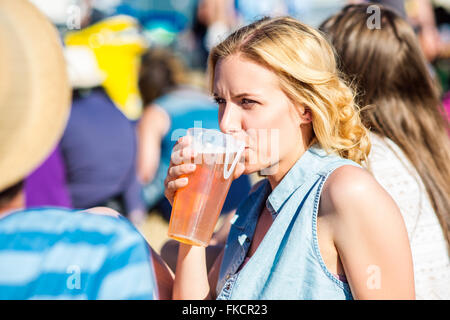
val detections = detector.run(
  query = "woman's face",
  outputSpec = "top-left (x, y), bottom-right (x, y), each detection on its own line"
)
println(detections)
top-left (213, 54), bottom-right (310, 175)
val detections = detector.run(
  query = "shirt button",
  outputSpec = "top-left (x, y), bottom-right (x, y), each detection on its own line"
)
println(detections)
top-left (245, 237), bottom-right (251, 243)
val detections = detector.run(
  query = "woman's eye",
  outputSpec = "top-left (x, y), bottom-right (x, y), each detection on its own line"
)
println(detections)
top-left (214, 97), bottom-right (226, 105)
top-left (241, 98), bottom-right (257, 108)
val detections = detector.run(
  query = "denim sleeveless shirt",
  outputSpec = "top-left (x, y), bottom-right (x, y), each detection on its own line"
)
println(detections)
top-left (216, 145), bottom-right (361, 300)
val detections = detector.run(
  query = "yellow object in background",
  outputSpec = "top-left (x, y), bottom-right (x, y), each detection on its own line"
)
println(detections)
top-left (65, 15), bottom-right (148, 120)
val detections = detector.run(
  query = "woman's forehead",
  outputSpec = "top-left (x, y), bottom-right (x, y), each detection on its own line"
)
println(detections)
top-left (213, 54), bottom-right (280, 95)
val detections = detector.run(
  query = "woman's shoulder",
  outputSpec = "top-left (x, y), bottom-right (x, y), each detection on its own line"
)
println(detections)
top-left (318, 163), bottom-right (409, 259)
top-left (322, 165), bottom-right (376, 206)
top-left (319, 164), bottom-right (401, 223)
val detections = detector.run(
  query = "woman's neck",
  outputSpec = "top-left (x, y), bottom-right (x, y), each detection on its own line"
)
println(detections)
top-left (264, 126), bottom-right (314, 190)
top-left (266, 144), bottom-right (308, 190)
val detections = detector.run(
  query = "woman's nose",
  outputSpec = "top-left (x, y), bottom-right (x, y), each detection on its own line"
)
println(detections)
top-left (219, 103), bottom-right (242, 135)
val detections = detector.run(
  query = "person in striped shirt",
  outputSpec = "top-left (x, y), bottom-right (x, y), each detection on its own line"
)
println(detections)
top-left (0, 196), bottom-right (158, 300)
top-left (0, 0), bottom-right (173, 300)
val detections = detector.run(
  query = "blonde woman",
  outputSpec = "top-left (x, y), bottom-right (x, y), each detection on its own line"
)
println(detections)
top-left (164, 17), bottom-right (415, 299)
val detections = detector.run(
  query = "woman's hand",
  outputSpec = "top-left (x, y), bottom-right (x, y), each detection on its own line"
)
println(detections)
top-left (164, 135), bottom-right (198, 206)
top-left (164, 134), bottom-right (245, 206)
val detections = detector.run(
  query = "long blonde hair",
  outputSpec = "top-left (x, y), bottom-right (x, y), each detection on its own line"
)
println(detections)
top-left (208, 16), bottom-right (371, 165)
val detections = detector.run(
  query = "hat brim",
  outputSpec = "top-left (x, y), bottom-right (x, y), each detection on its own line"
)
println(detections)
top-left (0, 0), bottom-right (71, 191)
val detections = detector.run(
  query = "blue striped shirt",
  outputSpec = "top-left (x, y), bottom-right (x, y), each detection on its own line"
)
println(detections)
top-left (0, 208), bottom-right (157, 300)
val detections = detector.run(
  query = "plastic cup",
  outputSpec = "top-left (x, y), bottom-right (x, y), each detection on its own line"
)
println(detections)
top-left (167, 128), bottom-right (245, 246)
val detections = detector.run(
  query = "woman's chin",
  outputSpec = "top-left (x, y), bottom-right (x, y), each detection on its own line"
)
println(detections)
top-left (242, 163), bottom-right (269, 176)
top-left (242, 163), bottom-right (259, 175)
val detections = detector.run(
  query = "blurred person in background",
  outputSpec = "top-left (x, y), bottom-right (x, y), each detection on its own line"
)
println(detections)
top-left (187, 0), bottom-right (237, 71)
top-left (0, 0), bottom-right (161, 300)
top-left (197, 0), bottom-right (237, 51)
top-left (405, 0), bottom-right (450, 125)
top-left (406, 0), bottom-right (443, 63)
top-left (433, 0), bottom-right (450, 125)
top-left (63, 36), bottom-right (146, 224)
top-left (60, 83), bottom-right (146, 225)
top-left (321, 3), bottom-right (450, 299)
top-left (434, 0), bottom-right (450, 63)
top-left (29, 0), bottom-right (148, 225)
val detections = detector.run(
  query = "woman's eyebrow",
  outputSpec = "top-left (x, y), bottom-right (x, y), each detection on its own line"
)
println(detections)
top-left (213, 92), bottom-right (261, 99)
top-left (213, 92), bottom-right (258, 98)
top-left (233, 93), bottom-right (255, 98)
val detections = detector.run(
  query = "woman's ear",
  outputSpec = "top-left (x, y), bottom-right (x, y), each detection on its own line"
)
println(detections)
top-left (299, 106), bottom-right (312, 124)
top-left (290, 103), bottom-right (312, 125)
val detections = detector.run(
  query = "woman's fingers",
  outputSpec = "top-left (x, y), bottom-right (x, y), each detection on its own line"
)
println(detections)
top-left (170, 147), bottom-right (197, 166)
top-left (168, 163), bottom-right (196, 178)
top-left (164, 135), bottom-right (196, 205)
top-left (164, 176), bottom-right (189, 206)
top-left (173, 135), bottom-right (193, 152)
top-left (167, 177), bottom-right (189, 191)
top-left (170, 135), bottom-right (196, 165)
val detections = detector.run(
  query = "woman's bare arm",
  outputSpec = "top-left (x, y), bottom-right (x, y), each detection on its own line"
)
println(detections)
top-left (322, 165), bottom-right (415, 299)
top-left (172, 245), bottom-right (211, 299)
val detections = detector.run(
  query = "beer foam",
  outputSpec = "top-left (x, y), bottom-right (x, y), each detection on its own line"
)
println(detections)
top-left (194, 144), bottom-right (239, 154)
top-left (188, 128), bottom-right (245, 179)
top-left (192, 133), bottom-right (244, 154)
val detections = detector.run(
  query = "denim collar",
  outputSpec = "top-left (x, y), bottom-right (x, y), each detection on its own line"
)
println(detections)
top-left (265, 144), bottom-right (330, 219)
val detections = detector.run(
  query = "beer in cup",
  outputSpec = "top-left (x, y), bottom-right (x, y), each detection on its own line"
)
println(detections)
top-left (168, 128), bottom-right (245, 246)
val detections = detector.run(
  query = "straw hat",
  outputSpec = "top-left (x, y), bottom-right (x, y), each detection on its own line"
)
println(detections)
top-left (0, 0), bottom-right (71, 191)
